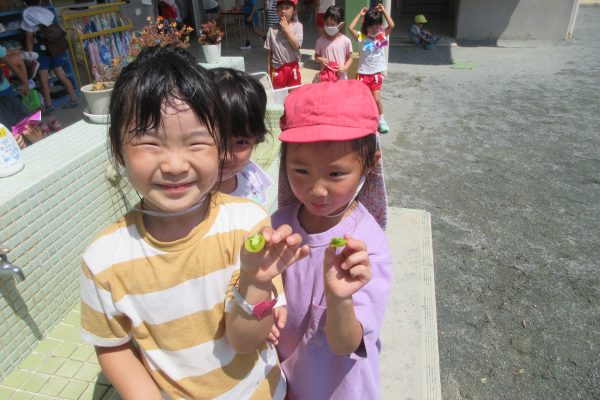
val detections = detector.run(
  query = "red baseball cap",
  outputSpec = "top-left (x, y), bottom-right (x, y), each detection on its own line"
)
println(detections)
top-left (277, 0), bottom-right (298, 5)
top-left (279, 80), bottom-right (379, 143)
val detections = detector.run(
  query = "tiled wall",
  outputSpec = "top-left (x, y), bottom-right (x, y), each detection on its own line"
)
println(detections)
top-left (0, 121), bottom-right (137, 381)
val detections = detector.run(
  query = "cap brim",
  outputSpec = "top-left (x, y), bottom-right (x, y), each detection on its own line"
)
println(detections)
top-left (279, 124), bottom-right (377, 143)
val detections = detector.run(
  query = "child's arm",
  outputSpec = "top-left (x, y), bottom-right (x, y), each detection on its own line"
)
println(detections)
top-left (376, 3), bottom-right (395, 36)
top-left (337, 49), bottom-right (354, 75)
top-left (96, 344), bottom-right (162, 399)
top-left (266, 49), bottom-right (273, 76)
top-left (279, 18), bottom-right (301, 50)
top-left (25, 31), bottom-right (34, 53)
top-left (323, 235), bottom-right (371, 354)
top-left (247, 4), bottom-right (257, 23)
top-left (348, 7), bottom-right (368, 40)
top-left (226, 224), bottom-right (309, 353)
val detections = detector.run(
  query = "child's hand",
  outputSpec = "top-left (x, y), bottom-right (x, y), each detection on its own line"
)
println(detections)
top-left (375, 3), bottom-right (386, 13)
top-left (240, 225), bottom-right (309, 285)
top-left (14, 134), bottom-right (26, 150)
top-left (360, 7), bottom-right (368, 16)
top-left (267, 306), bottom-right (287, 345)
top-left (279, 16), bottom-right (289, 31)
top-left (323, 235), bottom-right (371, 300)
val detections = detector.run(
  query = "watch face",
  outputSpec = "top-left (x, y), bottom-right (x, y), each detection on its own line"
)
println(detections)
top-left (252, 298), bottom-right (278, 319)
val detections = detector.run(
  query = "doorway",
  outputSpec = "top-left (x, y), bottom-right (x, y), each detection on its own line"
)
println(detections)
top-left (391, 0), bottom-right (457, 41)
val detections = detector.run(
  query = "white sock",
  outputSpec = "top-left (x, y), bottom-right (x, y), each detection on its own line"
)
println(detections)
top-left (379, 114), bottom-right (385, 121)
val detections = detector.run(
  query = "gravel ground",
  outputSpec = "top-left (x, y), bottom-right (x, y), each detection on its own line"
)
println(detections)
top-left (380, 7), bottom-right (600, 400)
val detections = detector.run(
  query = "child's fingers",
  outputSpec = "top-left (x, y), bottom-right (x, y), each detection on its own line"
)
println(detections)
top-left (267, 329), bottom-right (279, 345)
top-left (340, 250), bottom-right (370, 271)
top-left (274, 306), bottom-right (287, 329)
top-left (347, 264), bottom-right (371, 285)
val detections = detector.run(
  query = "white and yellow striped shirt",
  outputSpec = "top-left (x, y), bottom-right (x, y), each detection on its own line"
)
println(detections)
top-left (80, 192), bottom-right (285, 399)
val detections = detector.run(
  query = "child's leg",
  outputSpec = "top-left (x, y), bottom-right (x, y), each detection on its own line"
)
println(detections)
top-left (372, 89), bottom-right (390, 134)
top-left (37, 69), bottom-right (53, 110)
top-left (53, 66), bottom-right (78, 105)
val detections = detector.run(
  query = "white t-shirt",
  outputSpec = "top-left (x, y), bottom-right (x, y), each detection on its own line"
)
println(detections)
top-left (230, 160), bottom-right (272, 204)
top-left (356, 32), bottom-right (388, 74)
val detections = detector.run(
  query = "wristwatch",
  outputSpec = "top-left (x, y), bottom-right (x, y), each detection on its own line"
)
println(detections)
top-left (232, 285), bottom-right (285, 320)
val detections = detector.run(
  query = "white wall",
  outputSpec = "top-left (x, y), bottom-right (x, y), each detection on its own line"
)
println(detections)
top-left (456, 0), bottom-right (578, 40)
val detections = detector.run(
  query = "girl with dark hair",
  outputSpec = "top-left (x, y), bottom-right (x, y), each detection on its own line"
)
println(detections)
top-left (349, 4), bottom-right (395, 134)
top-left (314, 6), bottom-right (353, 82)
top-left (212, 68), bottom-right (273, 205)
top-left (80, 45), bottom-right (307, 400)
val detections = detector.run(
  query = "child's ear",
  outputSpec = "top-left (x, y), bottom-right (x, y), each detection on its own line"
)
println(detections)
top-left (374, 150), bottom-right (382, 165)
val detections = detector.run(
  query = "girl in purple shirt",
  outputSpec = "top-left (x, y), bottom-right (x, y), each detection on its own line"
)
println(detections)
top-left (271, 80), bottom-right (392, 399)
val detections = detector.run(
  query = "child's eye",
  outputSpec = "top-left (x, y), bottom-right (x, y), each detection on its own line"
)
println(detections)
top-left (329, 171), bottom-right (346, 177)
top-left (235, 139), bottom-right (251, 146)
top-left (293, 168), bottom-right (308, 175)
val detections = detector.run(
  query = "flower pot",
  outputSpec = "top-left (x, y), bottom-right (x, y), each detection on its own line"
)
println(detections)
top-left (201, 43), bottom-right (221, 64)
top-left (80, 83), bottom-right (114, 116)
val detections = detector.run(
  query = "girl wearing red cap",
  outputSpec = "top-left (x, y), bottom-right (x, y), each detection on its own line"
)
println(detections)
top-left (349, 4), bottom-right (395, 134)
top-left (272, 80), bottom-right (392, 399)
top-left (264, 0), bottom-right (303, 89)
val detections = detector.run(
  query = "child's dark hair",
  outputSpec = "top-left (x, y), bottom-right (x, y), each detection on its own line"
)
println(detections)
top-left (361, 8), bottom-right (383, 35)
top-left (211, 68), bottom-right (267, 144)
top-left (281, 135), bottom-right (378, 175)
top-left (108, 45), bottom-right (225, 168)
top-left (324, 6), bottom-right (344, 24)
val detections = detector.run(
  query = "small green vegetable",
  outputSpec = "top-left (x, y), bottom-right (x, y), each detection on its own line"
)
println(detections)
top-left (329, 237), bottom-right (347, 248)
top-left (245, 233), bottom-right (266, 253)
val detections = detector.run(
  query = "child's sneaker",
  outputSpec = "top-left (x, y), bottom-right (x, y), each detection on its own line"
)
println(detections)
top-left (239, 44), bottom-right (252, 50)
top-left (378, 119), bottom-right (390, 134)
top-left (22, 51), bottom-right (39, 61)
top-left (62, 99), bottom-right (80, 109)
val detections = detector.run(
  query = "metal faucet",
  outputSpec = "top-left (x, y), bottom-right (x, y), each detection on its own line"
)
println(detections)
top-left (0, 244), bottom-right (26, 282)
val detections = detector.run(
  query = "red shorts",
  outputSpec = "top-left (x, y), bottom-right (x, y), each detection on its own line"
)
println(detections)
top-left (272, 61), bottom-right (301, 89)
top-left (316, 13), bottom-right (325, 27)
top-left (356, 72), bottom-right (384, 91)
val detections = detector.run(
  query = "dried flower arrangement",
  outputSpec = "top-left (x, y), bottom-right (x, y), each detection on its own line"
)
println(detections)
top-left (91, 16), bottom-right (193, 91)
top-left (198, 20), bottom-right (224, 45)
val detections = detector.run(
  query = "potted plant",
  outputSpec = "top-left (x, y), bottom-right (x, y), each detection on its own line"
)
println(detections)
top-left (198, 20), bottom-right (224, 64)
top-left (81, 17), bottom-right (193, 117)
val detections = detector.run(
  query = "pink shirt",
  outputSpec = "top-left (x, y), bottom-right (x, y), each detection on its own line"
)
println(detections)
top-left (272, 201), bottom-right (393, 400)
top-left (315, 34), bottom-right (352, 80)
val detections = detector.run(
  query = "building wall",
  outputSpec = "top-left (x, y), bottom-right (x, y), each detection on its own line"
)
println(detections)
top-left (456, 0), bottom-right (578, 40)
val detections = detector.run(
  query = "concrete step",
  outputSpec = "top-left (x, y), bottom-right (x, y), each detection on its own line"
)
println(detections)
top-left (381, 207), bottom-right (442, 400)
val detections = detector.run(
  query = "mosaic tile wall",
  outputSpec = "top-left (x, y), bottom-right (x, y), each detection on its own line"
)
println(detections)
top-left (0, 121), bottom-right (137, 381)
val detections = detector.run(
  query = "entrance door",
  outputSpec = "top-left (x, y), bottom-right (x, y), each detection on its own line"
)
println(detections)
top-left (392, 0), bottom-right (456, 39)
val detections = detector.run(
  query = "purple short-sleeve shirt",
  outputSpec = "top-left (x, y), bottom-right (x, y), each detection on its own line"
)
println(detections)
top-left (272, 202), bottom-right (393, 400)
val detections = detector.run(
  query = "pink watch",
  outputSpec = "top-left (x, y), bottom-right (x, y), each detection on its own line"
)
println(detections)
top-left (232, 285), bottom-right (285, 319)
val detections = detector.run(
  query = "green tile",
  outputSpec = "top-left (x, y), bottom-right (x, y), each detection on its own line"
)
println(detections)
top-left (80, 383), bottom-right (110, 400)
top-left (62, 311), bottom-right (81, 327)
top-left (66, 328), bottom-right (83, 344)
top-left (1, 369), bottom-right (31, 389)
top-left (37, 356), bottom-right (64, 375)
top-left (60, 380), bottom-right (88, 400)
top-left (19, 353), bottom-right (47, 372)
top-left (95, 372), bottom-right (111, 386)
top-left (33, 338), bottom-right (62, 355)
top-left (38, 375), bottom-right (68, 397)
top-left (71, 345), bottom-right (96, 362)
top-left (20, 373), bottom-right (48, 392)
top-left (0, 386), bottom-right (16, 399)
top-left (73, 362), bottom-right (101, 382)
top-left (56, 359), bottom-right (83, 379)
top-left (10, 392), bottom-right (34, 400)
top-left (53, 342), bottom-right (78, 358)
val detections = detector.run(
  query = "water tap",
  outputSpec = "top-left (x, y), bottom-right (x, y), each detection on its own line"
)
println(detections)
top-left (0, 244), bottom-right (26, 282)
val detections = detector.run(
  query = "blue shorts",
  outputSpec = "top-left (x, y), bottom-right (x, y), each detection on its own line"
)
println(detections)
top-left (34, 44), bottom-right (65, 71)
top-left (243, 12), bottom-right (260, 28)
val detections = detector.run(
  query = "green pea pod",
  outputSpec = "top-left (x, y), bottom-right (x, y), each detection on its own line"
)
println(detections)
top-left (329, 237), bottom-right (347, 248)
top-left (245, 233), bottom-right (266, 253)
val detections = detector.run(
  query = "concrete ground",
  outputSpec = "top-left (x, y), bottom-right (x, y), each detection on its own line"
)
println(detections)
top-left (380, 6), bottom-right (600, 400)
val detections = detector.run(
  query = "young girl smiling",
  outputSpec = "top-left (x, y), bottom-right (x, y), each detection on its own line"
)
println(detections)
top-left (80, 46), bottom-right (308, 399)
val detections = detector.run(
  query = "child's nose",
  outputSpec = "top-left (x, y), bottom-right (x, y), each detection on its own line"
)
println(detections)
top-left (310, 180), bottom-right (327, 198)
top-left (161, 151), bottom-right (189, 175)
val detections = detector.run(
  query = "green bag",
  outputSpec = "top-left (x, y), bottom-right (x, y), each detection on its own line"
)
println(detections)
top-left (22, 89), bottom-right (43, 113)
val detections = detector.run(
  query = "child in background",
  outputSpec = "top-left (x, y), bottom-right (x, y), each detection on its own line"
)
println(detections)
top-left (21, 0), bottom-right (79, 113)
top-left (0, 44), bottom-right (31, 96)
top-left (239, 0), bottom-right (266, 50)
top-left (314, 6), bottom-right (352, 82)
top-left (272, 80), bottom-right (392, 399)
top-left (80, 46), bottom-right (308, 399)
top-left (265, 0), bottom-right (280, 31)
top-left (314, 0), bottom-right (335, 36)
top-left (348, 4), bottom-right (394, 134)
top-left (265, 0), bottom-right (303, 89)
top-left (212, 67), bottom-right (273, 204)
top-left (409, 14), bottom-right (440, 49)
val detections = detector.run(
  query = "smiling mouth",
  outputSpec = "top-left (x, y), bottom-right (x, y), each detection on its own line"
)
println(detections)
top-left (158, 183), bottom-right (193, 192)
